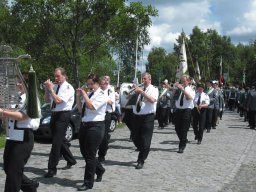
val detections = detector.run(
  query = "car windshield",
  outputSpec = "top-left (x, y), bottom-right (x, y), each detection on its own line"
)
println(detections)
top-left (41, 103), bottom-right (51, 111)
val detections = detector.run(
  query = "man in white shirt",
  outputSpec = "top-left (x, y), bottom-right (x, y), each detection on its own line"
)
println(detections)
top-left (192, 83), bottom-right (209, 144)
top-left (44, 67), bottom-right (76, 178)
top-left (175, 74), bottom-right (195, 153)
top-left (131, 72), bottom-right (158, 169)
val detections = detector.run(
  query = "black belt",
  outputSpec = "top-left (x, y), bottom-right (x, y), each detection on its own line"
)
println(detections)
top-left (15, 127), bottom-right (34, 132)
top-left (52, 111), bottom-right (71, 115)
top-left (177, 108), bottom-right (192, 111)
top-left (81, 121), bottom-right (104, 127)
top-left (135, 113), bottom-right (154, 117)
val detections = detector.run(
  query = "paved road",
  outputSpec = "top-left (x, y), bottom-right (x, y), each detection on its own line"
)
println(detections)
top-left (1, 110), bottom-right (256, 192)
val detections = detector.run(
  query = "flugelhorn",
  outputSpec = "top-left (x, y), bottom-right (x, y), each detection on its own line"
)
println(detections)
top-left (123, 83), bottom-right (144, 96)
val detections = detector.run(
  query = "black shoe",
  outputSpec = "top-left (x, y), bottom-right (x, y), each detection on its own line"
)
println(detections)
top-left (96, 168), bottom-right (105, 182)
top-left (212, 127), bottom-right (216, 129)
top-left (206, 129), bottom-right (210, 133)
top-left (135, 162), bottom-right (144, 169)
top-left (62, 162), bottom-right (76, 170)
top-left (44, 170), bottom-right (56, 178)
top-left (197, 140), bottom-right (201, 145)
top-left (77, 184), bottom-right (92, 191)
top-left (194, 136), bottom-right (198, 140)
top-left (177, 148), bottom-right (184, 153)
top-left (22, 180), bottom-right (39, 189)
top-left (98, 156), bottom-right (105, 162)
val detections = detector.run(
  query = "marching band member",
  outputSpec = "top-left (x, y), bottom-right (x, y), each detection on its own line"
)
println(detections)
top-left (98, 76), bottom-right (115, 162)
top-left (157, 81), bottom-right (171, 129)
top-left (175, 74), bottom-right (195, 153)
top-left (2, 77), bottom-right (40, 192)
top-left (192, 83), bottom-right (209, 144)
top-left (205, 81), bottom-right (217, 133)
top-left (76, 74), bottom-right (108, 191)
top-left (131, 72), bottom-right (158, 169)
top-left (44, 67), bottom-right (76, 178)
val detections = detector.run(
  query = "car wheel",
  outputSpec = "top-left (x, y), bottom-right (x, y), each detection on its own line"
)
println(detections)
top-left (109, 120), bottom-right (116, 132)
top-left (65, 124), bottom-right (74, 142)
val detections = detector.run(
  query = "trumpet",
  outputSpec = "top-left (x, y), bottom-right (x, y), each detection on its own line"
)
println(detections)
top-left (123, 83), bottom-right (144, 96)
top-left (40, 81), bottom-right (58, 90)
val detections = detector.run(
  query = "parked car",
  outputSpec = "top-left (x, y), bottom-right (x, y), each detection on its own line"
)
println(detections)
top-left (34, 103), bottom-right (81, 142)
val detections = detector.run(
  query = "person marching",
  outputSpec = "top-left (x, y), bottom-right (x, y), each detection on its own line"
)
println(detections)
top-left (131, 72), bottom-right (158, 169)
top-left (247, 86), bottom-right (256, 129)
top-left (44, 67), bottom-right (77, 178)
top-left (212, 81), bottom-right (220, 129)
top-left (98, 76), bottom-right (115, 162)
top-left (192, 83), bottom-right (209, 144)
top-left (2, 71), bottom-right (40, 192)
top-left (205, 81), bottom-right (217, 133)
top-left (174, 74), bottom-right (195, 153)
top-left (157, 81), bottom-right (171, 129)
top-left (76, 74), bottom-right (108, 191)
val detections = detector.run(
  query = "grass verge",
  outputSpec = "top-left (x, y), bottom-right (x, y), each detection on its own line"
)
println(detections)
top-left (117, 122), bottom-right (125, 129)
top-left (0, 134), bottom-right (6, 149)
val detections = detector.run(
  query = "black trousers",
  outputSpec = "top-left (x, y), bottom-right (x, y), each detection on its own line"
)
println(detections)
top-left (175, 109), bottom-right (192, 149)
top-left (79, 121), bottom-right (105, 188)
top-left (132, 113), bottom-right (155, 163)
top-left (206, 108), bottom-right (214, 131)
top-left (157, 107), bottom-right (168, 127)
top-left (98, 112), bottom-right (112, 158)
top-left (123, 108), bottom-right (133, 131)
top-left (192, 108), bottom-right (206, 141)
top-left (248, 110), bottom-right (256, 128)
top-left (212, 108), bottom-right (219, 128)
top-left (4, 129), bottom-right (37, 192)
top-left (48, 111), bottom-right (76, 171)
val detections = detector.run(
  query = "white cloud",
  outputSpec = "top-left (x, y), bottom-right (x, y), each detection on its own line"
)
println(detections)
top-left (129, 0), bottom-right (256, 51)
top-left (227, 26), bottom-right (253, 36)
top-left (144, 0), bottom-right (223, 52)
top-left (144, 24), bottom-right (180, 51)
top-left (226, 0), bottom-right (256, 39)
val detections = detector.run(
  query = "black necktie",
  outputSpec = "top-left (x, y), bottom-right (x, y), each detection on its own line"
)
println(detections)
top-left (51, 85), bottom-right (60, 109)
top-left (136, 88), bottom-right (146, 113)
top-left (197, 94), bottom-right (201, 105)
top-left (179, 92), bottom-right (184, 107)
top-left (81, 92), bottom-right (94, 117)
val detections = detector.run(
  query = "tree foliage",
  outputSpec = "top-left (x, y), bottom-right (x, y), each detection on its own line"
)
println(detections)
top-left (0, 0), bottom-right (157, 87)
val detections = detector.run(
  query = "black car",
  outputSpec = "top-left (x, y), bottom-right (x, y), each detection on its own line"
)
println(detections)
top-left (34, 103), bottom-right (81, 142)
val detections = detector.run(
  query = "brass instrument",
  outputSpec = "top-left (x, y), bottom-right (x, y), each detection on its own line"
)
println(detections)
top-left (40, 81), bottom-right (58, 90)
top-left (123, 83), bottom-right (144, 96)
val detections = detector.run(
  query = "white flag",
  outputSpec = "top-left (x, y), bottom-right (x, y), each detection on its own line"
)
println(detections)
top-left (178, 38), bottom-right (188, 77)
top-left (196, 61), bottom-right (201, 80)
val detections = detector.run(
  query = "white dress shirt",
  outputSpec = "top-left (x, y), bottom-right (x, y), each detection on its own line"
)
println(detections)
top-left (51, 81), bottom-right (74, 112)
top-left (104, 87), bottom-right (116, 113)
top-left (132, 84), bottom-right (159, 115)
top-left (82, 88), bottom-right (108, 122)
top-left (8, 93), bottom-right (40, 141)
top-left (175, 86), bottom-right (195, 109)
top-left (193, 92), bottom-right (210, 106)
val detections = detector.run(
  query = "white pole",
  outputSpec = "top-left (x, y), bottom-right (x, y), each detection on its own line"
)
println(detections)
top-left (117, 59), bottom-right (120, 87)
top-left (135, 35), bottom-right (138, 80)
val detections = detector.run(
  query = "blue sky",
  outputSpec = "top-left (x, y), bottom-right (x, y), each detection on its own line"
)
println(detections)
top-left (129, 0), bottom-right (256, 53)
